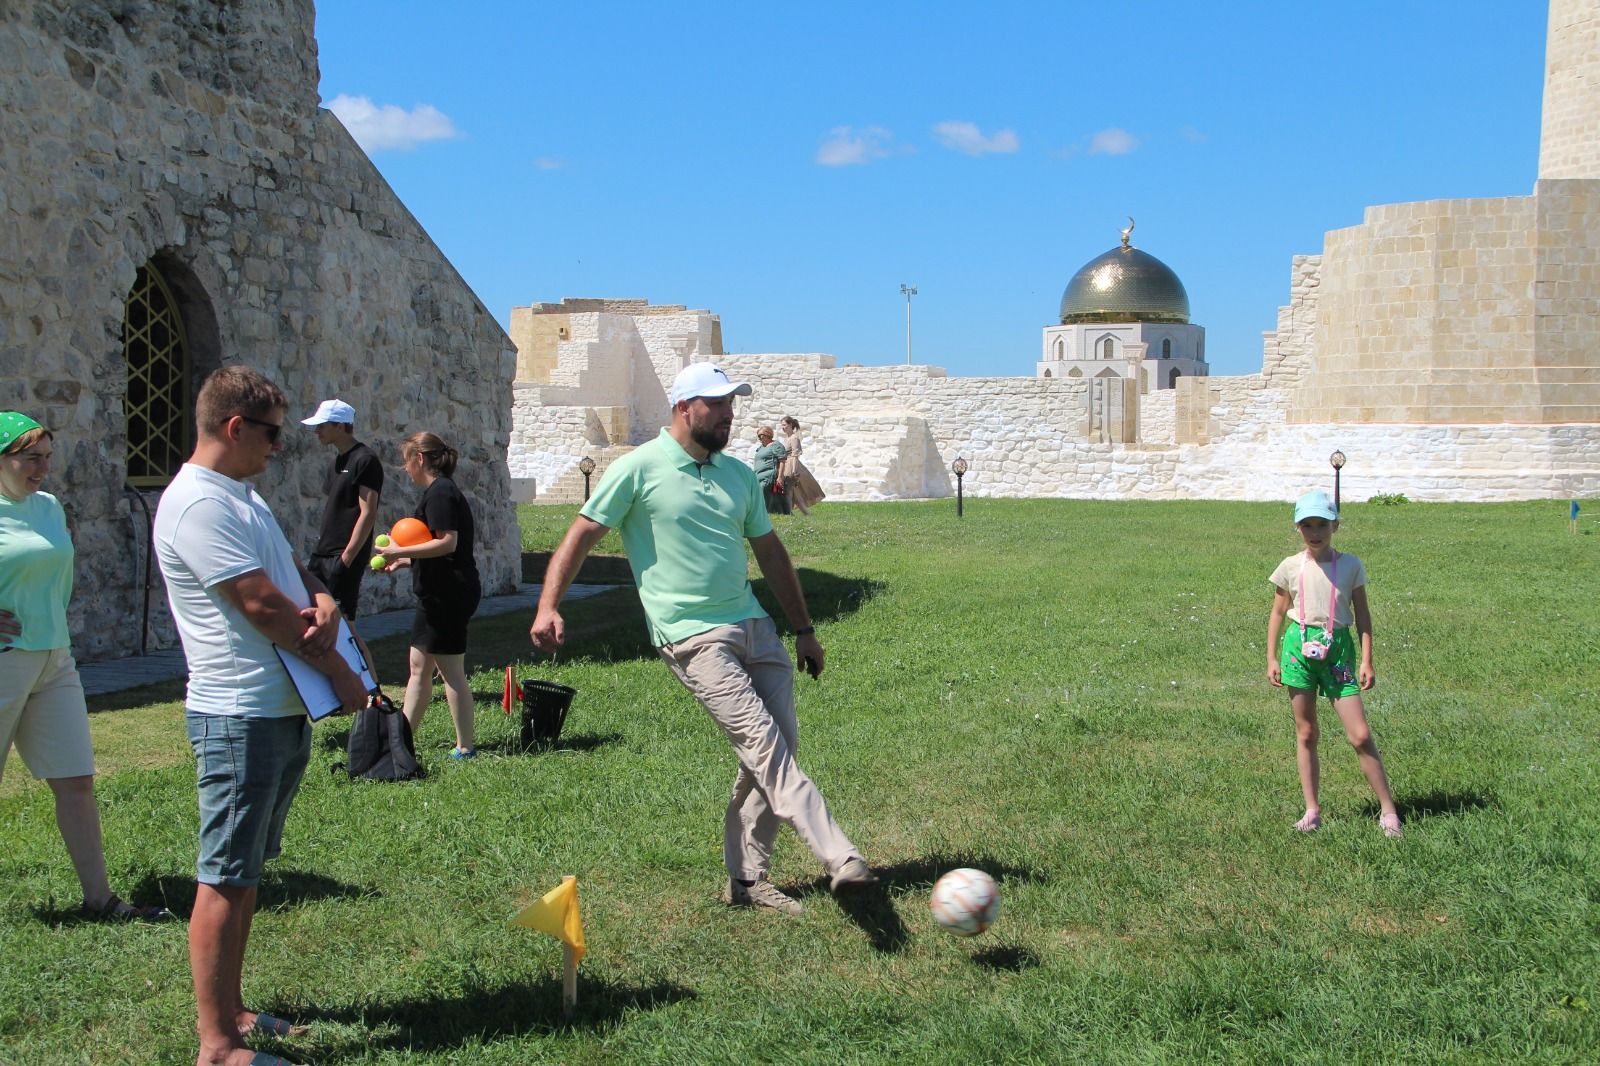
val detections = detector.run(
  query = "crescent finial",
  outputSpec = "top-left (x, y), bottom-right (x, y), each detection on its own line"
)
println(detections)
top-left (1120, 216), bottom-right (1135, 248)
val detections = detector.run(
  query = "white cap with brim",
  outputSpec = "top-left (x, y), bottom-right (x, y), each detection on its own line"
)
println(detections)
top-left (669, 363), bottom-right (753, 406)
top-left (301, 399), bottom-right (356, 426)
top-left (1293, 490), bottom-right (1338, 523)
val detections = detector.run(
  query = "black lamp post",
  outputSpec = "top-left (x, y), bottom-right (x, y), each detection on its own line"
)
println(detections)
top-left (578, 455), bottom-right (596, 502)
top-left (952, 456), bottom-right (968, 518)
top-left (1329, 450), bottom-right (1346, 513)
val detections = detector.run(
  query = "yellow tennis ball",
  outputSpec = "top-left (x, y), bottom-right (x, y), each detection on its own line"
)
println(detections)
top-left (370, 556), bottom-right (386, 571)
top-left (374, 534), bottom-right (391, 548)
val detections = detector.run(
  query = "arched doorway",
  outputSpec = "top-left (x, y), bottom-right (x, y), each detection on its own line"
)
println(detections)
top-left (123, 255), bottom-right (220, 487)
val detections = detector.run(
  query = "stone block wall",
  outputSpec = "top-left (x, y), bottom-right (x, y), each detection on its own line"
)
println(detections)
top-left (1139, 388), bottom-right (1178, 445)
top-left (1540, 0), bottom-right (1600, 179)
top-left (0, 0), bottom-right (519, 661)
top-left (1259, 255), bottom-right (1322, 387)
top-left (1288, 195), bottom-right (1544, 423)
top-left (508, 307), bottom-right (568, 382)
top-left (1533, 179), bottom-right (1600, 419)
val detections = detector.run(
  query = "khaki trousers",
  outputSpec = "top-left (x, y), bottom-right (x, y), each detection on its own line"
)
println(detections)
top-left (659, 617), bottom-right (857, 881)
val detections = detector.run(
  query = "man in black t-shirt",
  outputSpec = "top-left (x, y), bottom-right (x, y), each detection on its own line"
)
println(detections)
top-left (300, 399), bottom-right (383, 619)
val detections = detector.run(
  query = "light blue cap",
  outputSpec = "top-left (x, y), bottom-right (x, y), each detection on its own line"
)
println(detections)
top-left (1294, 490), bottom-right (1338, 524)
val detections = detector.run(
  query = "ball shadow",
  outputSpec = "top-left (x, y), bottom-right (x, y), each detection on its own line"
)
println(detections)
top-left (794, 852), bottom-right (1045, 955)
top-left (970, 944), bottom-right (1041, 972)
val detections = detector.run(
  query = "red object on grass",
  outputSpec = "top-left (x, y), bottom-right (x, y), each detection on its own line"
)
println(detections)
top-left (503, 665), bottom-right (514, 715)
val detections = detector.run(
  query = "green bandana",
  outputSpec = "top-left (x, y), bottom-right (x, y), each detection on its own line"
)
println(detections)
top-left (0, 412), bottom-right (43, 453)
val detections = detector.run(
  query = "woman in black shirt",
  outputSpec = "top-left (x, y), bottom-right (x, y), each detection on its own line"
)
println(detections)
top-left (376, 432), bottom-right (482, 758)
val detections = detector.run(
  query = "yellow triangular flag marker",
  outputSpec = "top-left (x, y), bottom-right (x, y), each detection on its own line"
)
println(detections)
top-left (512, 874), bottom-right (586, 961)
top-left (511, 874), bottom-right (585, 1016)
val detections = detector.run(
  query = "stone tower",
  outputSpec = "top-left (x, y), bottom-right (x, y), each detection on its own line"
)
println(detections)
top-left (1539, 0), bottom-right (1600, 179)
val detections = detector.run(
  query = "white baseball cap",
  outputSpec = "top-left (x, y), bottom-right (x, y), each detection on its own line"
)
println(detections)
top-left (668, 363), bottom-right (753, 406)
top-left (301, 399), bottom-right (356, 426)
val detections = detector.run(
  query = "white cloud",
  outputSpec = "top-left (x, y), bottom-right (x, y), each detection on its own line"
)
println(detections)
top-left (532, 157), bottom-right (566, 170)
top-left (932, 121), bottom-right (1020, 156)
top-left (1087, 127), bottom-right (1139, 156)
top-left (816, 126), bottom-right (895, 166)
top-left (326, 94), bottom-right (461, 152)
top-left (1179, 125), bottom-right (1208, 144)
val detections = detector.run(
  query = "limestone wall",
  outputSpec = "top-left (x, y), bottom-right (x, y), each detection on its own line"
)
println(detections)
top-left (1533, 179), bottom-right (1600, 420)
top-left (509, 290), bottom-right (1600, 506)
top-left (1139, 388), bottom-right (1177, 445)
top-left (1540, 0), bottom-right (1600, 179)
top-left (1284, 179), bottom-right (1600, 425)
top-left (1259, 256), bottom-right (1322, 388)
top-left (1288, 195), bottom-right (1543, 423)
top-left (0, 0), bottom-right (519, 661)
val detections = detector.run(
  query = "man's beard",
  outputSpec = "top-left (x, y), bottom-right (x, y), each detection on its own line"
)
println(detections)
top-left (689, 422), bottom-right (731, 453)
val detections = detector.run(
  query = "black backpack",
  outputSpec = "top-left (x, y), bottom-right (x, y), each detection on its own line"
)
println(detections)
top-left (337, 692), bottom-right (424, 781)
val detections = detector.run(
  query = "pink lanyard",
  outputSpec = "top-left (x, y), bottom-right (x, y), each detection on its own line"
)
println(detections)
top-left (1297, 550), bottom-right (1338, 637)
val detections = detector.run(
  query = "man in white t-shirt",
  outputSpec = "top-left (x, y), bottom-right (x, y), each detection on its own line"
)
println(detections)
top-left (154, 366), bottom-right (366, 1066)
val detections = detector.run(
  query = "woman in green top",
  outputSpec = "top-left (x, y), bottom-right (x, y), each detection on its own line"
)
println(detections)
top-left (0, 413), bottom-right (170, 922)
top-left (752, 425), bottom-right (790, 516)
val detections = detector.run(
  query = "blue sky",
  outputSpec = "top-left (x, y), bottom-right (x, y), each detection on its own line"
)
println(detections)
top-left (314, 1), bottom-right (1549, 378)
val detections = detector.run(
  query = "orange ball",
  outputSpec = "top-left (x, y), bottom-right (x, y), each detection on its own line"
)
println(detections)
top-left (389, 517), bottom-right (431, 547)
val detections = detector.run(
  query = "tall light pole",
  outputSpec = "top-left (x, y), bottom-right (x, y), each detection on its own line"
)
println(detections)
top-left (899, 284), bottom-right (917, 364)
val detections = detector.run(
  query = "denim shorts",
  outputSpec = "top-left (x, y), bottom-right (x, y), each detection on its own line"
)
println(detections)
top-left (1279, 622), bottom-right (1361, 699)
top-left (186, 712), bottom-right (311, 887)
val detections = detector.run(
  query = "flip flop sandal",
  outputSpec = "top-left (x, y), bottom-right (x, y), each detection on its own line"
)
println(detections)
top-left (80, 895), bottom-right (176, 923)
top-left (242, 1012), bottom-right (309, 1039)
top-left (248, 1054), bottom-right (304, 1066)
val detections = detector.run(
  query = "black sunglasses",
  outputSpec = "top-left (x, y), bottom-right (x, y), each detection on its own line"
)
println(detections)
top-left (238, 415), bottom-right (283, 444)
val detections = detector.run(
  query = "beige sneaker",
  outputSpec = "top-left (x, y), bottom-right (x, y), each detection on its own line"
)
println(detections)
top-left (725, 879), bottom-right (803, 916)
top-left (829, 857), bottom-right (879, 893)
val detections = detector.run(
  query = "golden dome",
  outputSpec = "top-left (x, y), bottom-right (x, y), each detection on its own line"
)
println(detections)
top-left (1059, 244), bottom-right (1190, 325)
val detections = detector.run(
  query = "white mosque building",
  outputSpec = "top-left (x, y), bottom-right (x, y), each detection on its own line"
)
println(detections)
top-left (1037, 222), bottom-right (1209, 391)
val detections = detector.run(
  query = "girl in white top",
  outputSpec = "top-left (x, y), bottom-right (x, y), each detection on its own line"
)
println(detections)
top-left (1266, 490), bottom-right (1401, 838)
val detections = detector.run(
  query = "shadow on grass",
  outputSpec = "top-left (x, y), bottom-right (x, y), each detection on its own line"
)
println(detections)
top-left (1368, 789), bottom-right (1496, 822)
top-left (796, 852), bottom-right (1045, 955)
top-left (29, 867), bottom-right (374, 923)
top-left (971, 944), bottom-right (1041, 972)
top-left (300, 975), bottom-right (696, 1056)
top-left (475, 731), bottom-right (625, 757)
top-left (755, 570), bottom-right (886, 628)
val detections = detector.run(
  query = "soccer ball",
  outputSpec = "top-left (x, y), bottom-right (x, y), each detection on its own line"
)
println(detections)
top-left (930, 867), bottom-right (999, 937)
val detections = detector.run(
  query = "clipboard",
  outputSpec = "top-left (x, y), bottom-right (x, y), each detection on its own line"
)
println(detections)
top-left (276, 617), bottom-right (378, 721)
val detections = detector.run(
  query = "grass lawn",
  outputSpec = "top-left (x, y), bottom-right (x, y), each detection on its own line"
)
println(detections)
top-left (2, 499), bottom-right (1596, 1063)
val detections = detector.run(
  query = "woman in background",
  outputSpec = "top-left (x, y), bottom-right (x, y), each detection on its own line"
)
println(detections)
top-left (377, 432), bottom-right (481, 759)
top-left (779, 416), bottom-right (826, 516)
top-left (0, 412), bottom-right (171, 921)
top-left (753, 425), bottom-right (790, 516)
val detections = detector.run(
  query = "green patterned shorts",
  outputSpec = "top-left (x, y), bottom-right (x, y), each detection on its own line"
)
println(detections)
top-left (1279, 622), bottom-right (1360, 698)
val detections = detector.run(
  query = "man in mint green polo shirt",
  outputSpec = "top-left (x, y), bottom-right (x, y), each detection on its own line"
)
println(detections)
top-left (532, 363), bottom-right (876, 917)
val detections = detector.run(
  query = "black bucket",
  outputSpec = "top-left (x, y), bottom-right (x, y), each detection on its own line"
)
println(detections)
top-left (520, 679), bottom-right (576, 750)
